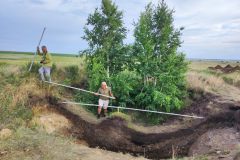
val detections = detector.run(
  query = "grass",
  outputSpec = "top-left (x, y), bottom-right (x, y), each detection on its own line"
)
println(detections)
top-left (188, 59), bottom-right (240, 70)
top-left (186, 71), bottom-right (224, 94)
top-left (0, 53), bottom-right (83, 66)
top-left (0, 62), bottom-right (147, 159)
top-left (1, 56), bottom-right (240, 159)
top-left (0, 50), bottom-right (78, 57)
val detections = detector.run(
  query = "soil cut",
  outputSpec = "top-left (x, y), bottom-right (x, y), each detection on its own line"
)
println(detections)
top-left (24, 93), bottom-right (240, 159)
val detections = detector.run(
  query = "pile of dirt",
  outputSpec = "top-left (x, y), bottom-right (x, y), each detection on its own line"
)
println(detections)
top-left (30, 112), bottom-right (72, 134)
top-left (224, 64), bottom-right (233, 69)
top-left (234, 65), bottom-right (240, 70)
top-left (215, 65), bottom-right (223, 69)
top-left (28, 95), bottom-right (238, 159)
top-left (208, 64), bottom-right (239, 73)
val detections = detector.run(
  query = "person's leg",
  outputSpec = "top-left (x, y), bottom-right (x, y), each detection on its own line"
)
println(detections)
top-left (39, 67), bottom-right (45, 81)
top-left (45, 67), bottom-right (51, 82)
top-left (98, 106), bottom-right (102, 114)
top-left (98, 99), bottom-right (103, 119)
top-left (103, 100), bottom-right (109, 117)
top-left (104, 109), bottom-right (107, 116)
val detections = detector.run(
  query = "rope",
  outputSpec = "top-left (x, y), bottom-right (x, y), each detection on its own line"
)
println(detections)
top-left (61, 102), bottom-right (205, 119)
top-left (44, 81), bottom-right (114, 99)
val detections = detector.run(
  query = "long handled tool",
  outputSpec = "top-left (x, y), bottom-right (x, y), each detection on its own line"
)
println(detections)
top-left (29, 27), bottom-right (46, 71)
top-left (62, 102), bottom-right (205, 119)
top-left (45, 81), bottom-right (115, 99)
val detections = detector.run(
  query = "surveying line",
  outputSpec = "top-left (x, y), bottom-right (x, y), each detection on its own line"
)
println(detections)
top-left (44, 81), bottom-right (114, 99)
top-left (61, 102), bottom-right (205, 119)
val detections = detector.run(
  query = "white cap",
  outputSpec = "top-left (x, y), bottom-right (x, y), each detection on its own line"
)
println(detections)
top-left (101, 82), bottom-right (108, 88)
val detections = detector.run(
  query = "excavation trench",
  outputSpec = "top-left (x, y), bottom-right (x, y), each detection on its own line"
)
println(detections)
top-left (34, 96), bottom-right (240, 159)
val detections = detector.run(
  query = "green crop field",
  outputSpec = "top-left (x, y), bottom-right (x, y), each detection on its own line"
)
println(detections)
top-left (0, 51), bottom-right (78, 57)
top-left (0, 51), bottom-right (83, 66)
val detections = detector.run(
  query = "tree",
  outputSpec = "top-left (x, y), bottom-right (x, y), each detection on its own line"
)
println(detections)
top-left (132, 3), bottom-right (155, 86)
top-left (132, 0), bottom-right (188, 124)
top-left (79, 0), bottom-right (133, 108)
top-left (80, 0), bottom-right (128, 77)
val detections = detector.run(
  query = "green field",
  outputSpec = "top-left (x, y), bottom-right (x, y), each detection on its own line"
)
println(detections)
top-left (0, 51), bottom-right (83, 66)
top-left (0, 51), bottom-right (78, 57)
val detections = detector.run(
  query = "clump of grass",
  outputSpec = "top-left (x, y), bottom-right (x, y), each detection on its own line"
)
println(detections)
top-left (222, 76), bottom-right (234, 85)
top-left (186, 71), bottom-right (224, 93)
top-left (110, 112), bottom-right (132, 122)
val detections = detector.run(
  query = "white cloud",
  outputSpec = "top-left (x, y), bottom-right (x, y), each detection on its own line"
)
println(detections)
top-left (0, 0), bottom-right (239, 59)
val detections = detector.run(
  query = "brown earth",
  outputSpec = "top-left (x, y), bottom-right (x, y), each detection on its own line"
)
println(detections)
top-left (215, 65), bottom-right (223, 69)
top-left (26, 92), bottom-right (240, 159)
top-left (224, 64), bottom-right (233, 69)
top-left (208, 64), bottom-right (240, 73)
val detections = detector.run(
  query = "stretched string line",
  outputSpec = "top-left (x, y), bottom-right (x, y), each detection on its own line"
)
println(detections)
top-left (61, 102), bottom-right (205, 119)
top-left (44, 81), bottom-right (114, 99)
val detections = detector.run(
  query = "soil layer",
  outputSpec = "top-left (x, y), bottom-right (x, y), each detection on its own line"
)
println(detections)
top-left (25, 94), bottom-right (240, 159)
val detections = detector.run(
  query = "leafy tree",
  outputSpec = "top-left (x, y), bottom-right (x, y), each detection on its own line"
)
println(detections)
top-left (132, 3), bottom-right (155, 86)
top-left (79, 0), bottom-right (133, 109)
top-left (132, 0), bottom-right (188, 124)
top-left (80, 0), bottom-right (128, 77)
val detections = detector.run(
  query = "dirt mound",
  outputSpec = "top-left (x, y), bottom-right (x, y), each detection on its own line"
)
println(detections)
top-left (215, 65), bottom-right (223, 69)
top-left (224, 64), bottom-right (233, 69)
top-left (234, 65), bottom-right (240, 70)
top-left (207, 64), bottom-right (239, 73)
top-left (31, 112), bottom-right (72, 134)
top-left (208, 66), bottom-right (216, 70)
top-left (222, 68), bottom-right (235, 73)
top-left (38, 95), bottom-right (240, 159)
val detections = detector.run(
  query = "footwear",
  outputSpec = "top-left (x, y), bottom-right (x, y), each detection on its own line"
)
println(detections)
top-left (97, 115), bottom-right (100, 119)
top-left (104, 115), bottom-right (107, 117)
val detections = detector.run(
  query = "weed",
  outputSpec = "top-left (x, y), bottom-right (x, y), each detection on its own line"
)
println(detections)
top-left (222, 76), bottom-right (233, 85)
top-left (32, 102), bottom-right (41, 118)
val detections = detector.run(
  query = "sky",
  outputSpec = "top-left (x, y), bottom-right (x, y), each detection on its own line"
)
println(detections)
top-left (0, 0), bottom-right (240, 59)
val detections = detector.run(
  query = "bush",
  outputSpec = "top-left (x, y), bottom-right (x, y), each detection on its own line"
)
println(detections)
top-left (26, 62), bottom-right (42, 74)
top-left (64, 65), bottom-right (80, 82)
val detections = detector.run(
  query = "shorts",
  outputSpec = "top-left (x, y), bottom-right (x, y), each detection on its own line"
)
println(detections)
top-left (99, 99), bottom-right (109, 109)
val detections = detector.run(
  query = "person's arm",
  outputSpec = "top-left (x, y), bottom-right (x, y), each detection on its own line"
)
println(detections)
top-left (43, 52), bottom-right (52, 64)
top-left (37, 47), bottom-right (43, 55)
top-left (91, 89), bottom-right (99, 96)
top-left (109, 88), bottom-right (116, 99)
top-left (110, 92), bottom-right (116, 99)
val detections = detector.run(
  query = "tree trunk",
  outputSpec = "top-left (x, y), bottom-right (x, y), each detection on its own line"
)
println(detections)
top-left (107, 55), bottom-right (109, 78)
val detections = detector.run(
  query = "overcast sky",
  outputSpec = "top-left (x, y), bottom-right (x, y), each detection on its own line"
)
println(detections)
top-left (0, 0), bottom-right (240, 59)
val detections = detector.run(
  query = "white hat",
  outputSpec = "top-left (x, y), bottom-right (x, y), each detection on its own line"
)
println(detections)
top-left (101, 82), bottom-right (108, 88)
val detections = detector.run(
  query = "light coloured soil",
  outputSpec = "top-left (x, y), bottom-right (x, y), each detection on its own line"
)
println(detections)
top-left (189, 128), bottom-right (240, 159)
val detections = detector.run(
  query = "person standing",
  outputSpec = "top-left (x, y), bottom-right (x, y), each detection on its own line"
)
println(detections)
top-left (37, 46), bottom-right (52, 82)
top-left (91, 82), bottom-right (116, 119)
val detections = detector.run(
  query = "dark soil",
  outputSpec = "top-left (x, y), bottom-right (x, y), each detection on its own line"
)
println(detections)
top-left (27, 94), bottom-right (240, 159)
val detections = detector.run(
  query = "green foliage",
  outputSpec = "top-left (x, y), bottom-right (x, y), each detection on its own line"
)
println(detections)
top-left (0, 62), bottom-right (8, 66)
top-left (222, 76), bottom-right (234, 85)
top-left (26, 62), bottom-right (42, 74)
top-left (79, 0), bottom-right (132, 113)
top-left (108, 71), bottom-right (136, 106)
top-left (79, 0), bottom-right (188, 124)
top-left (80, 0), bottom-right (129, 76)
top-left (130, 0), bottom-right (188, 124)
top-left (64, 65), bottom-right (80, 83)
